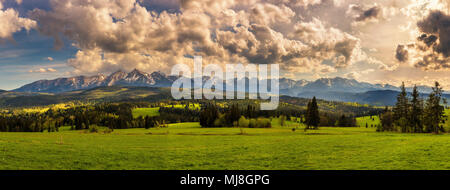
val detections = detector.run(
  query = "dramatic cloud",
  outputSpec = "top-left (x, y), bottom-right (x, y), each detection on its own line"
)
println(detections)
top-left (289, 18), bottom-right (361, 68)
top-left (399, 10), bottom-right (450, 70)
top-left (417, 10), bottom-right (450, 57)
top-left (0, 1), bottom-right (36, 40)
top-left (347, 4), bottom-right (381, 22)
top-left (395, 44), bottom-right (409, 62)
top-left (28, 0), bottom-right (370, 75)
top-left (3, 0), bottom-right (450, 90)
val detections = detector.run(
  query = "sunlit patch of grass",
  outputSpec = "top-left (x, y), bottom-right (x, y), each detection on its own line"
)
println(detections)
top-left (356, 116), bottom-right (381, 128)
top-left (132, 108), bottom-right (160, 118)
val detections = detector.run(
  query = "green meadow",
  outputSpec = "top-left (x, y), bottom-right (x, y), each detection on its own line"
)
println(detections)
top-left (131, 104), bottom-right (200, 118)
top-left (356, 116), bottom-right (381, 128)
top-left (1, 121), bottom-right (450, 170)
top-left (132, 108), bottom-right (160, 118)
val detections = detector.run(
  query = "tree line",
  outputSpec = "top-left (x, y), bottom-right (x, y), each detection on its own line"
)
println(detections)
top-left (0, 96), bottom-right (367, 132)
top-left (379, 82), bottom-right (447, 133)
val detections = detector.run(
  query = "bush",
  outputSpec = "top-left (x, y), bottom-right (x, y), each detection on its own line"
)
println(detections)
top-left (103, 128), bottom-right (113, 134)
top-left (213, 114), bottom-right (227, 127)
top-left (239, 116), bottom-right (249, 128)
top-left (89, 126), bottom-right (99, 133)
top-left (279, 115), bottom-right (287, 126)
top-left (249, 119), bottom-right (257, 128)
top-left (256, 118), bottom-right (272, 128)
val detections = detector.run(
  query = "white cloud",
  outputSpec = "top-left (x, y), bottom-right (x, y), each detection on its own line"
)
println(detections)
top-left (27, 0), bottom-right (369, 76)
top-left (0, 1), bottom-right (36, 40)
top-left (29, 68), bottom-right (57, 73)
top-left (345, 71), bottom-right (360, 79)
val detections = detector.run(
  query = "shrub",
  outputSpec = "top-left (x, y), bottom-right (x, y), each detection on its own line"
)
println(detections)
top-left (103, 128), bottom-right (113, 134)
top-left (279, 115), bottom-right (287, 126)
top-left (214, 119), bottom-right (222, 127)
top-left (89, 126), bottom-right (99, 133)
top-left (213, 114), bottom-right (227, 127)
top-left (249, 119), bottom-right (257, 128)
top-left (256, 118), bottom-right (272, 128)
top-left (239, 116), bottom-right (249, 128)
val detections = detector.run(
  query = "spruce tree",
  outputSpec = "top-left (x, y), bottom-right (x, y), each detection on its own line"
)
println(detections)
top-left (393, 82), bottom-right (409, 132)
top-left (200, 104), bottom-right (219, 128)
top-left (410, 85), bottom-right (424, 133)
top-left (305, 97), bottom-right (320, 130)
top-left (424, 82), bottom-right (446, 133)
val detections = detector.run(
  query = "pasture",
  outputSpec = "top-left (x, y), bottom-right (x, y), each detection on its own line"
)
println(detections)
top-left (1, 122), bottom-right (450, 170)
top-left (356, 116), bottom-right (381, 128)
top-left (132, 108), bottom-right (160, 118)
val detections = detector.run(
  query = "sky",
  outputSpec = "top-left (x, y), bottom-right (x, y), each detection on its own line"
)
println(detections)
top-left (0, 0), bottom-right (449, 90)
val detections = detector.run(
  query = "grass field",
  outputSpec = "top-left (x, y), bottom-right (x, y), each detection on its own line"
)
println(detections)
top-left (131, 104), bottom-right (200, 118)
top-left (132, 108), bottom-right (160, 118)
top-left (1, 122), bottom-right (450, 170)
top-left (356, 116), bottom-right (381, 128)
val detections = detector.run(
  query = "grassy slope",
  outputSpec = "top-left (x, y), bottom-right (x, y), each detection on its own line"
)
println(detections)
top-left (132, 108), bottom-right (160, 118)
top-left (356, 116), bottom-right (381, 128)
top-left (1, 122), bottom-right (450, 170)
top-left (130, 104), bottom-right (200, 118)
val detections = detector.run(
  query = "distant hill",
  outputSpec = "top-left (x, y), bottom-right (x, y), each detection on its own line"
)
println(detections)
top-left (0, 86), bottom-right (384, 117)
top-left (1, 86), bottom-right (172, 107)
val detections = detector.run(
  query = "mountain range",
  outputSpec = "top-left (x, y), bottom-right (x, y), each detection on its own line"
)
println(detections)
top-left (10, 69), bottom-right (442, 106)
top-left (14, 69), bottom-right (176, 93)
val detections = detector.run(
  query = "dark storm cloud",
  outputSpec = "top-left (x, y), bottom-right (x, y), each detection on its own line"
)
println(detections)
top-left (417, 10), bottom-right (450, 57)
top-left (395, 45), bottom-right (408, 62)
top-left (407, 10), bottom-right (450, 70)
top-left (355, 6), bottom-right (380, 22)
top-left (417, 34), bottom-right (438, 47)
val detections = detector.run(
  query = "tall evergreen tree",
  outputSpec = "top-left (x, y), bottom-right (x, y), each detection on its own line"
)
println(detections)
top-left (393, 82), bottom-right (410, 132)
top-left (409, 85), bottom-right (424, 133)
top-left (424, 82), bottom-right (446, 133)
top-left (305, 97), bottom-right (320, 130)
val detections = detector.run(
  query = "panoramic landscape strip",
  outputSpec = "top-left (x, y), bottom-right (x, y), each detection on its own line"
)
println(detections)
top-left (0, 0), bottom-right (449, 177)
top-left (0, 81), bottom-right (449, 170)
